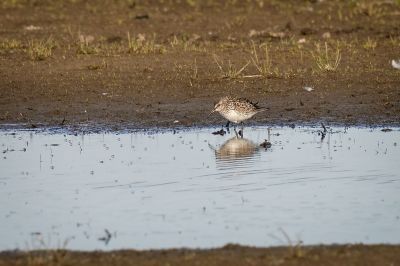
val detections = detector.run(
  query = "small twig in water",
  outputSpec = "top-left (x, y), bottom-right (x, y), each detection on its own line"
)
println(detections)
top-left (212, 128), bottom-right (226, 136)
top-left (98, 229), bottom-right (112, 245)
top-left (260, 139), bottom-right (272, 149)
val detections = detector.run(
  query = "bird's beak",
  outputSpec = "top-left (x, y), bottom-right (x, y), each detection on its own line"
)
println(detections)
top-left (208, 109), bottom-right (216, 116)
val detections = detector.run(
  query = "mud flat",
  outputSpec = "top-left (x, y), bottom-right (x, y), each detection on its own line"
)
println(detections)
top-left (1, 0), bottom-right (400, 265)
top-left (0, 0), bottom-right (399, 130)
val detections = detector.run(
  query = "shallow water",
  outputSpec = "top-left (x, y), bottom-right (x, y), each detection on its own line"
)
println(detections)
top-left (0, 126), bottom-right (399, 250)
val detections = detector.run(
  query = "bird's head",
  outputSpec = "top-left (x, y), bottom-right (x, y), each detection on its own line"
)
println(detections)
top-left (209, 98), bottom-right (226, 116)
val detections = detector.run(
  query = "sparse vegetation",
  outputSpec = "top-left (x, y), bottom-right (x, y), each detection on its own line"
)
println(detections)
top-left (250, 41), bottom-right (274, 78)
top-left (389, 36), bottom-right (400, 47)
top-left (169, 34), bottom-right (206, 53)
top-left (77, 34), bottom-right (99, 55)
top-left (352, 1), bottom-right (385, 17)
top-left (190, 58), bottom-right (198, 80)
top-left (27, 37), bottom-right (56, 61)
top-left (213, 54), bottom-right (250, 79)
top-left (275, 228), bottom-right (306, 259)
top-left (0, 39), bottom-right (23, 50)
top-left (24, 235), bottom-right (69, 266)
top-left (1, 0), bottom-right (23, 8)
top-left (363, 37), bottom-right (377, 50)
top-left (127, 32), bottom-right (166, 54)
top-left (312, 42), bottom-right (341, 72)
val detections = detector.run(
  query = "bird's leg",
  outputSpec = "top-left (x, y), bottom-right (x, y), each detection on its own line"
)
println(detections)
top-left (234, 128), bottom-right (239, 138)
top-left (238, 122), bottom-right (244, 138)
top-left (225, 121), bottom-right (230, 133)
top-left (233, 124), bottom-right (239, 138)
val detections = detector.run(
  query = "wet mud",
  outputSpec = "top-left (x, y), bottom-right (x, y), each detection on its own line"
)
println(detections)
top-left (1, 0), bottom-right (400, 265)
top-left (0, 1), bottom-right (399, 131)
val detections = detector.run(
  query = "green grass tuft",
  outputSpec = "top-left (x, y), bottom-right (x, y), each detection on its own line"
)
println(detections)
top-left (27, 37), bottom-right (56, 61)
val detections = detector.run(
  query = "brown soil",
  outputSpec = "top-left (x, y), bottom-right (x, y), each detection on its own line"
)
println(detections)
top-left (0, 0), bottom-right (399, 131)
top-left (1, 0), bottom-right (400, 264)
top-left (1, 244), bottom-right (400, 266)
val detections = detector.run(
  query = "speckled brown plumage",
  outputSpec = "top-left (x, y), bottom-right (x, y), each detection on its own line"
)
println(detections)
top-left (211, 96), bottom-right (266, 124)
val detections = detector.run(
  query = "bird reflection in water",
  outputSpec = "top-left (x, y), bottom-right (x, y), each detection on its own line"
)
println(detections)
top-left (209, 137), bottom-right (261, 169)
top-left (216, 137), bottom-right (258, 159)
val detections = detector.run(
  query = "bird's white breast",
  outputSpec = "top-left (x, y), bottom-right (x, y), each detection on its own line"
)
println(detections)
top-left (221, 110), bottom-right (255, 123)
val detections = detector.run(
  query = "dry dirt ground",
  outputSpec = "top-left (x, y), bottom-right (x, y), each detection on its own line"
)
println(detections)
top-left (0, 0), bottom-right (399, 131)
top-left (1, 0), bottom-right (400, 265)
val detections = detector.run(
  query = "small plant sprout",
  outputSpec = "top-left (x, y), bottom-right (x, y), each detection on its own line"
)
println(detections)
top-left (268, 228), bottom-right (305, 259)
top-left (169, 34), bottom-right (205, 53)
top-left (25, 234), bottom-right (70, 265)
top-left (0, 39), bottom-right (23, 50)
top-left (250, 41), bottom-right (272, 78)
top-left (127, 32), bottom-right (166, 54)
top-left (312, 42), bottom-right (341, 72)
top-left (213, 54), bottom-right (250, 79)
top-left (27, 37), bottom-right (56, 61)
top-left (363, 37), bottom-right (377, 50)
top-left (191, 58), bottom-right (198, 80)
top-left (77, 34), bottom-right (98, 55)
top-left (189, 58), bottom-right (199, 87)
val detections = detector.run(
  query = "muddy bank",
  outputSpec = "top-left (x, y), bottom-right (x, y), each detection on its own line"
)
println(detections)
top-left (1, 244), bottom-right (400, 266)
top-left (1, 1), bottom-right (400, 264)
top-left (0, 0), bottom-right (399, 130)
